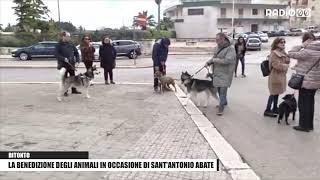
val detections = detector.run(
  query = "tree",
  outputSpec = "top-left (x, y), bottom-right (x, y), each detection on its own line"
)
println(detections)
top-left (0, 24), bottom-right (3, 31)
top-left (55, 21), bottom-right (77, 32)
top-left (13, 0), bottom-right (50, 32)
top-left (133, 11), bottom-right (156, 30)
top-left (4, 23), bottom-right (15, 32)
top-left (159, 17), bottom-right (174, 30)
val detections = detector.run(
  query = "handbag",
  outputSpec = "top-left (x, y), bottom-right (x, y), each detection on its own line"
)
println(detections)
top-left (260, 55), bottom-right (271, 77)
top-left (288, 58), bottom-right (320, 89)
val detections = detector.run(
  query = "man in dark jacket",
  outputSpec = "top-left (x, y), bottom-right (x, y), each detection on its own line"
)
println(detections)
top-left (55, 31), bottom-right (81, 95)
top-left (152, 37), bottom-right (171, 92)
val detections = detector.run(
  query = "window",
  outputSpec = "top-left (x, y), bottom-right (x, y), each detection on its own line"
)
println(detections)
top-left (220, 8), bottom-right (226, 17)
top-left (188, 8), bottom-right (204, 15)
top-left (119, 41), bottom-right (133, 46)
top-left (175, 19), bottom-right (184, 23)
top-left (238, 8), bottom-right (244, 16)
top-left (252, 9), bottom-right (258, 15)
top-left (34, 44), bottom-right (45, 49)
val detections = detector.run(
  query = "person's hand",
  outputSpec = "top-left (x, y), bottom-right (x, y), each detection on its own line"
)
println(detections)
top-left (302, 39), bottom-right (312, 47)
top-left (64, 58), bottom-right (69, 63)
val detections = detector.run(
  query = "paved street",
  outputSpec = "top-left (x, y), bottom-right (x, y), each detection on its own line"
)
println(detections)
top-left (0, 36), bottom-right (319, 180)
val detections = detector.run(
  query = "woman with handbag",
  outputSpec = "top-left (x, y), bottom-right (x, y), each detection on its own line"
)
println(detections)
top-left (288, 33), bottom-right (320, 132)
top-left (80, 34), bottom-right (95, 71)
top-left (99, 36), bottom-right (117, 85)
top-left (234, 37), bottom-right (247, 78)
top-left (264, 38), bottom-right (290, 117)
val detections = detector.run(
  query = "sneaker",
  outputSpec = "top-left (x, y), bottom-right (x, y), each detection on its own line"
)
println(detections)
top-left (154, 87), bottom-right (159, 92)
top-left (242, 74), bottom-right (246, 78)
top-left (105, 81), bottom-right (109, 85)
top-left (293, 126), bottom-right (310, 132)
top-left (264, 110), bottom-right (277, 117)
top-left (272, 108), bottom-right (279, 114)
top-left (216, 106), bottom-right (224, 116)
top-left (110, 81), bottom-right (115, 84)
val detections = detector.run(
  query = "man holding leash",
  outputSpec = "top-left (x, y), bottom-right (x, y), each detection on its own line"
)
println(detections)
top-left (55, 31), bottom-right (81, 96)
top-left (152, 37), bottom-right (171, 92)
top-left (205, 33), bottom-right (236, 116)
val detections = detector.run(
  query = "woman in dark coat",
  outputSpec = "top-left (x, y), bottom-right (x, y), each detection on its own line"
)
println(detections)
top-left (99, 36), bottom-right (117, 84)
top-left (80, 34), bottom-right (95, 70)
top-left (234, 37), bottom-right (247, 77)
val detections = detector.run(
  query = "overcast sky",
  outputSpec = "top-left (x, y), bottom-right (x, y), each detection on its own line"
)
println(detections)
top-left (0, 0), bottom-right (180, 30)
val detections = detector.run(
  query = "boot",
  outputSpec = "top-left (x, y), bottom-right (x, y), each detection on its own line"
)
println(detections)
top-left (216, 106), bottom-right (224, 116)
top-left (264, 110), bottom-right (277, 117)
top-left (71, 88), bottom-right (81, 94)
top-left (105, 80), bottom-right (109, 85)
top-left (110, 81), bottom-right (115, 84)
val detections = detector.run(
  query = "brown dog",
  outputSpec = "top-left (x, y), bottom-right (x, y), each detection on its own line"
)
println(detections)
top-left (155, 71), bottom-right (177, 93)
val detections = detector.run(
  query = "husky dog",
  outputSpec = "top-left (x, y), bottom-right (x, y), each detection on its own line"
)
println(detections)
top-left (181, 71), bottom-right (218, 107)
top-left (278, 94), bottom-right (297, 125)
top-left (154, 71), bottom-right (177, 93)
top-left (57, 65), bottom-right (98, 101)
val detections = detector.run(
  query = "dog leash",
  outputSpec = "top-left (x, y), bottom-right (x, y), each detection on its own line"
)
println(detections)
top-left (190, 66), bottom-right (207, 78)
top-left (65, 61), bottom-right (77, 71)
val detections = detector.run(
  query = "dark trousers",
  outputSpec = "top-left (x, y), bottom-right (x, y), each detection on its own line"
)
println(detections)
top-left (154, 64), bottom-right (166, 88)
top-left (298, 88), bottom-right (317, 129)
top-left (104, 68), bottom-right (113, 82)
top-left (83, 61), bottom-right (93, 70)
top-left (62, 64), bottom-right (77, 92)
top-left (266, 95), bottom-right (279, 111)
top-left (235, 56), bottom-right (245, 75)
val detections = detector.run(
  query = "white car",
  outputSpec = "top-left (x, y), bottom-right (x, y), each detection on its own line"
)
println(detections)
top-left (259, 33), bottom-right (269, 42)
top-left (246, 38), bottom-right (262, 51)
top-left (76, 42), bottom-right (101, 61)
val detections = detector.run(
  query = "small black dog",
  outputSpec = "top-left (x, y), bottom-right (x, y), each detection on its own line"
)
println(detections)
top-left (278, 94), bottom-right (297, 125)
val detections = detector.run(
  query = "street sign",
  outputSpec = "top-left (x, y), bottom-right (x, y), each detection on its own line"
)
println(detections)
top-left (155, 0), bottom-right (162, 5)
top-left (134, 12), bottom-right (147, 27)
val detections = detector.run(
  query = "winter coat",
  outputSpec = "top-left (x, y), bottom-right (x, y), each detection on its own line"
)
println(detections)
top-left (268, 49), bottom-right (290, 95)
top-left (207, 41), bottom-right (237, 87)
top-left (80, 45), bottom-right (95, 62)
top-left (152, 39), bottom-right (169, 66)
top-left (99, 44), bottom-right (117, 69)
top-left (234, 42), bottom-right (246, 58)
top-left (288, 40), bottom-right (320, 90)
top-left (55, 41), bottom-right (80, 70)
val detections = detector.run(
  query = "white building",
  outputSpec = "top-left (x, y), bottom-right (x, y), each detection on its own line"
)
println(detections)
top-left (164, 0), bottom-right (290, 39)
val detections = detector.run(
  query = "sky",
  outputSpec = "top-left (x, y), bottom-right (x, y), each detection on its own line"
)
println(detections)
top-left (0, 0), bottom-right (180, 30)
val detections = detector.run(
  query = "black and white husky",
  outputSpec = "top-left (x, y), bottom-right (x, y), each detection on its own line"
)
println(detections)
top-left (57, 65), bottom-right (98, 102)
top-left (180, 71), bottom-right (218, 107)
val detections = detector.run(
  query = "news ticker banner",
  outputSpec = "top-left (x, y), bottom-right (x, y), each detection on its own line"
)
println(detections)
top-left (0, 151), bottom-right (219, 171)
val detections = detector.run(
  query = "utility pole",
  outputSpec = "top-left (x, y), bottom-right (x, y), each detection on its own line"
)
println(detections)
top-left (155, 0), bottom-right (162, 30)
top-left (231, 0), bottom-right (235, 40)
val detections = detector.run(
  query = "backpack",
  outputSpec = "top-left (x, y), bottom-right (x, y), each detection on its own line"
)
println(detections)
top-left (261, 55), bottom-right (271, 77)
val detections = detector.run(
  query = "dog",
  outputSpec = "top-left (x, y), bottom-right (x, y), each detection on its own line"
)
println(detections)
top-left (154, 71), bottom-right (177, 93)
top-left (278, 94), bottom-right (297, 125)
top-left (57, 65), bottom-right (98, 102)
top-left (180, 71), bottom-right (218, 107)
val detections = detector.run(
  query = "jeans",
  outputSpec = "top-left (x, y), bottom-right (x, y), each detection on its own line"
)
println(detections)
top-left (266, 95), bottom-right (279, 112)
top-left (235, 56), bottom-right (245, 75)
top-left (298, 88), bottom-right (317, 129)
top-left (218, 87), bottom-right (228, 107)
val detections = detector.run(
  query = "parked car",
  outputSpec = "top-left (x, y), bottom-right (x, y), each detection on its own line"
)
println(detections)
top-left (77, 40), bottom-right (142, 60)
top-left (246, 38), bottom-right (262, 51)
top-left (288, 28), bottom-right (303, 36)
top-left (11, 41), bottom-right (58, 60)
top-left (112, 40), bottom-right (142, 59)
top-left (267, 31), bottom-right (282, 37)
top-left (247, 33), bottom-right (262, 41)
top-left (279, 30), bottom-right (290, 36)
top-left (259, 33), bottom-right (269, 42)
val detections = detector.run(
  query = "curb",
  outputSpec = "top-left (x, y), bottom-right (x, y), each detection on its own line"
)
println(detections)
top-left (174, 85), bottom-right (261, 180)
top-left (0, 82), bottom-right (153, 85)
top-left (0, 65), bottom-right (153, 69)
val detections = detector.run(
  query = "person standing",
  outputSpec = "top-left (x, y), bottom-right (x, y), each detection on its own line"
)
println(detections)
top-left (234, 37), bottom-right (247, 77)
top-left (205, 33), bottom-right (236, 116)
top-left (288, 33), bottom-right (320, 132)
top-left (152, 37), bottom-right (171, 92)
top-left (80, 34), bottom-right (95, 70)
top-left (55, 31), bottom-right (81, 96)
top-left (99, 36), bottom-right (116, 85)
top-left (264, 38), bottom-right (290, 117)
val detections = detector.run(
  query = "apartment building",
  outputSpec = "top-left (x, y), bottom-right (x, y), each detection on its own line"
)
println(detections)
top-left (164, 0), bottom-right (290, 39)
top-left (289, 0), bottom-right (320, 27)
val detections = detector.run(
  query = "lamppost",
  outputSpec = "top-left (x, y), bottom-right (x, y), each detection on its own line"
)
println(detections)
top-left (231, 0), bottom-right (235, 40)
top-left (57, 0), bottom-right (61, 31)
top-left (155, 0), bottom-right (162, 30)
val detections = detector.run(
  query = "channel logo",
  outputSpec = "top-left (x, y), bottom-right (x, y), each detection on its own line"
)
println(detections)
top-left (265, 8), bottom-right (311, 17)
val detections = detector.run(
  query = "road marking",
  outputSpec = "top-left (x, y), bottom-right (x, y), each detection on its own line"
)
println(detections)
top-left (174, 85), bottom-right (261, 180)
top-left (0, 82), bottom-right (153, 85)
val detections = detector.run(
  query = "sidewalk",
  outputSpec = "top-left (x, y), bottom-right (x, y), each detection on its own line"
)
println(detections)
top-left (0, 57), bottom-right (153, 69)
top-left (0, 83), bottom-right (256, 180)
